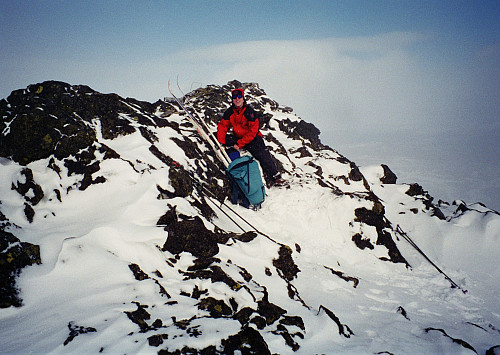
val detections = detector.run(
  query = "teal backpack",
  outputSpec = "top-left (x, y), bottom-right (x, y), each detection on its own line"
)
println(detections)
top-left (227, 155), bottom-right (265, 209)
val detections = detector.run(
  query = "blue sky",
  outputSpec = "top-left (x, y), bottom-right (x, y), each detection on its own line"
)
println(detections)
top-left (1, 0), bottom-right (499, 209)
top-left (1, 1), bottom-right (498, 100)
top-left (2, 0), bottom-right (498, 98)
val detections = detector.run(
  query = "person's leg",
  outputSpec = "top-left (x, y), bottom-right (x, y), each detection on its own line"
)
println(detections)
top-left (244, 136), bottom-right (279, 179)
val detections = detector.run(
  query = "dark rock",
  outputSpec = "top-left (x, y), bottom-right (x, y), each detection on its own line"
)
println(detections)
top-left (168, 166), bottom-right (193, 197)
top-left (139, 126), bottom-right (158, 143)
top-left (272, 245), bottom-right (300, 281)
top-left (124, 302), bottom-right (151, 332)
top-left (275, 117), bottom-right (324, 150)
top-left (0, 229), bottom-right (41, 308)
top-left (431, 207), bottom-right (446, 220)
top-left (157, 205), bottom-right (178, 226)
top-left (11, 168), bottom-right (44, 205)
top-left (148, 333), bottom-right (168, 347)
top-left (380, 164), bottom-right (397, 184)
top-left (354, 204), bottom-right (408, 265)
top-left (190, 196), bottom-right (216, 221)
top-left (486, 345), bottom-right (500, 355)
top-left (259, 112), bottom-right (273, 128)
top-left (233, 307), bottom-right (255, 325)
top-left (397, 306), bottom-right (410, 320)
top-left (424, 328), bottom-right (477, 354)
top-left (162, 217), bottom-right (219, 258)
top-left (294, 120), bottom-right (321, 146)
top-left (187, 257), bottom-right (219, 271)
top-left (64, 148), bottom-right (98, 175)
top-left (197, 297), bottom-right (233, 318)
top-left (47, 158), bottom-right (62, 177)
top-left (405, 184), bottom-right (447, 220)
top-left (209, 265), bottom-right (240, 290)
top-left (229, 297), bottom-right (238, 312)
top-left (354, 205), bottom-right (387, 229)
top-left (1, 83), bottom-right (94, 165)
top-left (324, 266), bottom-right (360, 288)
top-left (231, 231), bottom-right (257, 243)
top-left (155, 279), bottom-right (171, 299)
top-left (186, 84), bottom-right (233, 121)
top-left (23, 203), bottom-right (35, 223)
top-left (99, 144), bottom-right (121, 160)
top-left (406, 183), bottom-right (425, 197)
top-left (352, 233), bottom-right (375, 250)
top-left (0, 80), bottom-right (169, 166)
top-left (238, 267), bottom-right (253, 282)
top-left (307, 161), bottom-right (323, 177)
top-left (454, 201), bottom-right (469, 214)
top-left (190, 285), bottom-right (208, 299)
top-left (221, 326), bottom-right (271, 355)
top-left (250, 316), bottom-right (267, 329)
top-left (171, 316), bottom-right (192, 330)
top-left (273, 323), bottom-right (300, 351)
top-left (318, 305), bottom-right (353, 338)
top-left (279, 315), bottom-right (305, 331)
top-left (294, 146), bottom-right (313, 158)
top-left (348, 162), bottom-right (363, 182)
top-left (181, 263), bottom-right (243, 294)
top-left (170, 137), bottom-right (200, 160)
top-left (62, 145), bottom-right (106, 190)
top-left (376, 229), bottom-right (408, 264)
top-left (129, 263), bottom-right (150, 281)
top-left (257, 298), bottom-right (286, 326)
top-left (63, 322), bottom-right (97, 346)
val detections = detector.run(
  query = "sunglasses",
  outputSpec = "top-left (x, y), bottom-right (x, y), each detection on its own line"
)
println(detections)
top-left (232, 91), bottom-right (243, 99)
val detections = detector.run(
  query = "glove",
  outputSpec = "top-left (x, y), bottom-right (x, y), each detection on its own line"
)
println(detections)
top-left (225, 135), bottom-right (238, 147)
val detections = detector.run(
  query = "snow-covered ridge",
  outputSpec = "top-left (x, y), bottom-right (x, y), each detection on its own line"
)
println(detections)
top-left (0, 80), bottom-right (499, 354)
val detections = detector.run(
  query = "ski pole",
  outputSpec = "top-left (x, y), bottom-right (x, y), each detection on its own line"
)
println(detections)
top-left (395, 225), bottom-right (467, 294)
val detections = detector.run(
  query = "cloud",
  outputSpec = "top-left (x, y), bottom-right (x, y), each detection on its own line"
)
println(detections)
top-left (5, 31), bottom-right (497, 145)
top-left (167, 32), bottom-right (471, 139)
top-left (183, 35), bottom-right (498, 147)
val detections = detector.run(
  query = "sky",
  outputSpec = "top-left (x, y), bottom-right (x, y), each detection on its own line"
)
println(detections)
top-left (1, 0), bottom-right (499, 209)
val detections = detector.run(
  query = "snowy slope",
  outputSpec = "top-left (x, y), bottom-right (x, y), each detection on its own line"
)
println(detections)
top-left (0, 81), bottom-right (499, 354)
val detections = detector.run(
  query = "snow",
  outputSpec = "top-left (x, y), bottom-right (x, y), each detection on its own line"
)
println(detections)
top-left (1, 90), bottom-right (499, 354)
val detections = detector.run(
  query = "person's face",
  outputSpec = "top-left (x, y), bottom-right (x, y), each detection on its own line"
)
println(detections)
top-left (232, 91), bottom-right (244, 108)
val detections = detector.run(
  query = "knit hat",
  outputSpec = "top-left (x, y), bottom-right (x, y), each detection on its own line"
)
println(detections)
top-left (231, 88), bottom-right (244, 97)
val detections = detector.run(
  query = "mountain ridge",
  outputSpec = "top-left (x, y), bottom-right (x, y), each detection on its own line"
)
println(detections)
top-left (0, 80), bottom-right (498, 354)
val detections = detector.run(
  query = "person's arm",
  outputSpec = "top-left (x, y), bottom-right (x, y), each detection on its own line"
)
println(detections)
top-left (236, 108), bottom-right (260, 148)
top-left (217, 109), bottom-right (232, 144)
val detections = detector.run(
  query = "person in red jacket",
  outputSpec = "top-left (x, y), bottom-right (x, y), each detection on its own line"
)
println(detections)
top-left (217, 88), bottom-right (284, 186)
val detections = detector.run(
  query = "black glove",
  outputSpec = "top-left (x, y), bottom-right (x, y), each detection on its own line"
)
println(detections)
top-left (225, 135), bottom-right (238, 147)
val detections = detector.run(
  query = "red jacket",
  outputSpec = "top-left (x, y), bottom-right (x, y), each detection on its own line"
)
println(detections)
top-left (217, 104), bottom-right (262, 148)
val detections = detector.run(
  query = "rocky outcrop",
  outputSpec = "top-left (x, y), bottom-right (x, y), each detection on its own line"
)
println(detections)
top-left (406, 183), bottom-right (446, 220)
top-left (380, 164), bottom-right (397, 184)
top-left (0, 214), bottom-right (41, 307)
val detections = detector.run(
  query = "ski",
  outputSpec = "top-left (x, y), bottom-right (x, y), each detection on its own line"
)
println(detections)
top-left (176, 78), bottom-right (228, 157)
top-left (168, 79), bottom-right (231, 167)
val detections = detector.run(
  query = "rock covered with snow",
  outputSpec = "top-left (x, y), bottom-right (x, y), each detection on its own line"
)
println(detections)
top-left (0, 80), bottom-right (499, 354)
